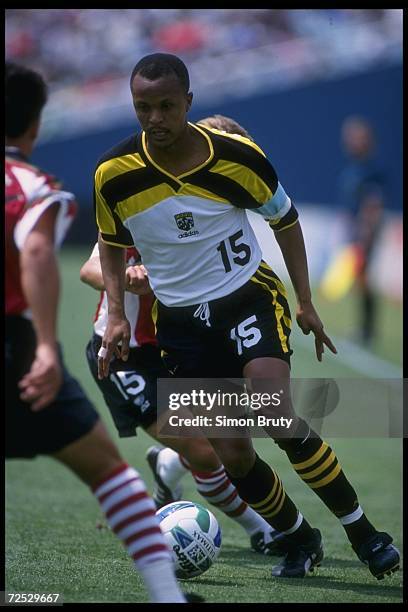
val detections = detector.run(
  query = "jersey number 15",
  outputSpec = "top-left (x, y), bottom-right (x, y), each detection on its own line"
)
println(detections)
top-left (217, 230), bottom-right (251, 273)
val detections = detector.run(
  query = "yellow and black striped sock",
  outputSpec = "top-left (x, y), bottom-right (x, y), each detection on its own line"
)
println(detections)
top-left (277, 418), bottom-right (377, 547)
top-left (227, 453), bottom-right (314, 545)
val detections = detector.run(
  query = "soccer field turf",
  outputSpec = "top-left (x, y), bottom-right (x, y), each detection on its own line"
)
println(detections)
top-left (5, 248), bottom-right (403, 603)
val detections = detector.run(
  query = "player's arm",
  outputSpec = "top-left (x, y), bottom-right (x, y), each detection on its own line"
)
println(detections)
top-left (273, 221), bottom-right (337, 362)
top-left (80, 242), bottom-right (151, 294)
top-left (244, 142), bottom-right (337, 362)
top-left (18, 204), bottom-right (63, 411)
top-left (97, 236), bottom-right (131, 378)
top-left (94, 164), bottom-right (142, 377)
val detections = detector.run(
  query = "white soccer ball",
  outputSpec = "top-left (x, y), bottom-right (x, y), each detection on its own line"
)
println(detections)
top-left (156, 500), bottom-right (222, 579)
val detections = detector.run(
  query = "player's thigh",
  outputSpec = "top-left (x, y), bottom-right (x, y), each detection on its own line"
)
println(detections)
top-left (52, 418), bottom-right (124, 487)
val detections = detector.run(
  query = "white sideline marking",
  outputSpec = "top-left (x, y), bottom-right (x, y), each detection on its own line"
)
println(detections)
top-left (294, 332), bottom-right (402, 379)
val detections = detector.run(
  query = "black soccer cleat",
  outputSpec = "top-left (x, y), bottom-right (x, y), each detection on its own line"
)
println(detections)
top-left (353, 532), bottom-right (400, 580)
top-left (146, 446), bottom-right (182, 510)
top-left (251, 529), bottom-right (289, 557)
top-left (184, 592), bottom-right (206, 603)
top-left (271, 528), bottom-right (324, 578)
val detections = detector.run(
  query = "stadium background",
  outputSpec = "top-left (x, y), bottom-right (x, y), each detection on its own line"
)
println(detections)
top-left (5, 9), bottom-right (403, 604)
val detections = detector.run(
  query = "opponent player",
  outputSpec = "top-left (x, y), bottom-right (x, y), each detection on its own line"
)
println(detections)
top-left (94, 53), bottom-right (400, 580)
top-left (80, 145), bottom-right (287, 555)
top-left (337, 116), bottom-right (386, 346)
top-left (5, 61), bottom-right (201, 604)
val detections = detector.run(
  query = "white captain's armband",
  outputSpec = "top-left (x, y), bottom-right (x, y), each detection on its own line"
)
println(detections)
top-left (253, 181), bottom-right (299, 232)
top-left (253, 182), bottom-right (290, 219)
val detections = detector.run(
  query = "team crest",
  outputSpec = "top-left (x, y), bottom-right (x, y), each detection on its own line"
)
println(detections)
top-left (175, 212), bottom-right (194, 232)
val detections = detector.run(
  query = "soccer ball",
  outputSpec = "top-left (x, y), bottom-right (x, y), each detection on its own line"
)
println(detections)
top-left (156, 501), bottom-right (222, 579)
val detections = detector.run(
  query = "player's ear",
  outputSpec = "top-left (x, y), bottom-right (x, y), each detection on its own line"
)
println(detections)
top-left (28, 117), bottom-right (41, 143)
top-left (186, 92), bottom-right (193, 112)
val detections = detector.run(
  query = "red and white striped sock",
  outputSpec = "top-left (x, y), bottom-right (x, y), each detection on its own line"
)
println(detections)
top-left (192, 466), bottom-right (275, 536)
top-left (92, 463), bottom-right (185, 603)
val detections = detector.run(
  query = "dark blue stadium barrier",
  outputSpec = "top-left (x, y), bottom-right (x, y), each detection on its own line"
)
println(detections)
top-left (32, 64), bottom-right (402, 244)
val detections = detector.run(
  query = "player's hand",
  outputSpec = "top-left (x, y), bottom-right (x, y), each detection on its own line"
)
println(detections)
top-left (125, 264), bottom-right (152, 295)
top-left (296, 301), bottom-right (337, 362)
top-left (98, 314), bottom-right (131, 379)
top-left (18, 343), bottom-right (63, 411)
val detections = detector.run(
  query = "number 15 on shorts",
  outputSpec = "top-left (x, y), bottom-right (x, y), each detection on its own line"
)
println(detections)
top-left (230, 315), bottom-right (261, 355)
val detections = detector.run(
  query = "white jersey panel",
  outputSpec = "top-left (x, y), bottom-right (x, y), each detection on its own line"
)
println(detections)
top-left (123, 195), bottom-right (262, 306)
top-left (94, 290), bottom-right (142, 348)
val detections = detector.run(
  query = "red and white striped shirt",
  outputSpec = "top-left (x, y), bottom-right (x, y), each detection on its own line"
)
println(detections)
top-left (5, 147), bottom-right (77, 317)
top-left (91, 243), bottom-right (157, 348)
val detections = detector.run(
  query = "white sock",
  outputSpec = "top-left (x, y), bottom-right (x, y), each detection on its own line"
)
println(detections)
top-left (139, 560), bottom-right (186, 603)
top-left (157, 448), bottom-right (189, 490)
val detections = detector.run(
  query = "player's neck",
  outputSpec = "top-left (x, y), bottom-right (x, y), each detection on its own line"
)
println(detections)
top-left (146, 124), bottom-right (209, 177)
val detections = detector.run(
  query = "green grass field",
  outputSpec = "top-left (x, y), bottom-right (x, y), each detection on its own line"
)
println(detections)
top-left (5, 248), bottom-right (403, 603)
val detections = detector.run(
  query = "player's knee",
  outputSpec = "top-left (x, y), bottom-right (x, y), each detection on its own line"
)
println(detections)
top-left (220, 451), bottom-right (255, 479)
top-left (181, 439), bottom-right (220, 472)
top-left (54, 420), bottom-right (124, 487)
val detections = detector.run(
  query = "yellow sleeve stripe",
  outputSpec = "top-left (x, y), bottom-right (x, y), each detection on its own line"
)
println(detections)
top-left (272, 219), bottom-right (299, 232)
top-left (95, 153), bottom-right (146, 187)
top-left (198, 125), bottom-right (267, 157)
top-left (115, 184), bottom-right (176, 220)
top-left (210, 159), bottom-right (272, 204)
top-left (95, 189), bottom-right (116, 235)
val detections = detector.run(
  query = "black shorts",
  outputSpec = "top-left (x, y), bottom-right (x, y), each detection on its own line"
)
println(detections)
top-left (156, 260), bottom-right (293, 377)
top-left (6, 316), bottom-right (100, 459)
top-left (86, 334), bottom-right (166, 437)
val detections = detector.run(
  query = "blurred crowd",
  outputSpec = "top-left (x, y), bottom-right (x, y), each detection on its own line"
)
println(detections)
top-left (6, 9), bottom-right (402, 92)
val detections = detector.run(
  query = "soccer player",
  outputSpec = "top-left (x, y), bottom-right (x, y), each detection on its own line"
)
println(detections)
top-left (5, 61), bottom-right (202, 604)
top-left (81, 115), bottom-right (285, 557)
top-left (337, 116), bottom-right (386, 346)
top-left (94, 53), bottom-right (400, 580)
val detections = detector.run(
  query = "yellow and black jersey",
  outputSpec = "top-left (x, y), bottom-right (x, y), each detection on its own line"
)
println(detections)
top-left (94, 122), bottom-right (298, 307)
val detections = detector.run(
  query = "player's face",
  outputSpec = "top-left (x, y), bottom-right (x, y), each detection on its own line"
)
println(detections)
top-left (131, 74), bottom-right (192, 148)
top-left (342, 123), bottom-right (372, 158)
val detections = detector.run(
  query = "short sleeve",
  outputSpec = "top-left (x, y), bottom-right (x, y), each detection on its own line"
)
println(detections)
top-left (14, 189), bottom-right (77, 249)
top-left (94, 165), bottom-right (133, 248)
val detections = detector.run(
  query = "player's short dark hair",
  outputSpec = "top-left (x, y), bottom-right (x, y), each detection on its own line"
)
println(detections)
top-left (130, 53), bottom-right (190, 93)
top-left (5, 62), bottom-right (48, 138)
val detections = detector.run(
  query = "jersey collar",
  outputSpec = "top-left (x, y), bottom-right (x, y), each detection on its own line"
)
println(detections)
top-left (141, 122), bottom-right (214, 186)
